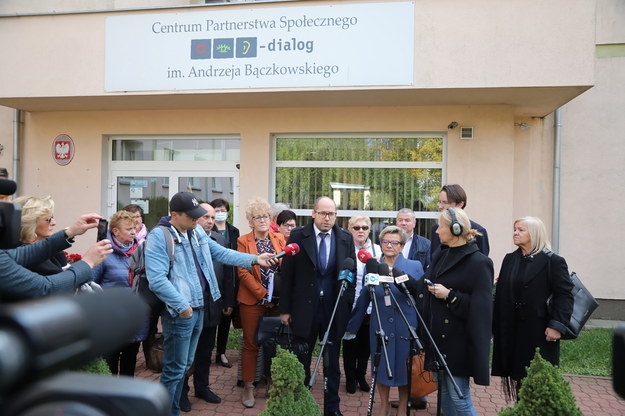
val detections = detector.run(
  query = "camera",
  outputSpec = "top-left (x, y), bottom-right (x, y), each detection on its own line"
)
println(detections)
top-left (0, 202), bottom-right (169, 415)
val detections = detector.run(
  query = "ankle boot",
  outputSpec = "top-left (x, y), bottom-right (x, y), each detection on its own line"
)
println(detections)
top-left (242, 382), bottom-right (255, 408)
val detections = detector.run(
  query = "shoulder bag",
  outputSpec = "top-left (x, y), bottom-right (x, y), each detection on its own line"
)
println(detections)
top-left (546, 251), bottom-right (598, 340)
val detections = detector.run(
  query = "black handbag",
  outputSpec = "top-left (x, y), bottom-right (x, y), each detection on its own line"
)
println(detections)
top-left (546, 251), bottom-right (598, 340)
top-left (254, 316), bottom-right (309, 379)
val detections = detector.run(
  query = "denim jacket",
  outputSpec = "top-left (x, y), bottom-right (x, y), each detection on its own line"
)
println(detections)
top-left (145, 217), bottom-right (256, 317)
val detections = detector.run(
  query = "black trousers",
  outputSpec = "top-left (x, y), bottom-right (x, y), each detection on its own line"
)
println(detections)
top-left (106, 341), bottom-right (141, 376)
top-left (215, 311), bottom-right (232, 356)
top-left (302, 297), bottom-right (341, 413)
top-left (342, 314), bottom-right (370, 382)
top-left (182, 325), bottom-right (217, 396)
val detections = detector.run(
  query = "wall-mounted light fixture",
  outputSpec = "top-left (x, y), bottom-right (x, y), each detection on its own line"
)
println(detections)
top-left (448, 121), bottom-right (458, 129)
top-left (514, 122), bottom-right (531, 130)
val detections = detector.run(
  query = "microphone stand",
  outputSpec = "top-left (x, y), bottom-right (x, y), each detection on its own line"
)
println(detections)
top-left (308, 281), bottom-right (348, 390)
top-left (385, 286), bottom-right (424, 416)
top-left (398, 281), bottom-right (464, 416)
top-left (366, 284), bottom-right (393, 416)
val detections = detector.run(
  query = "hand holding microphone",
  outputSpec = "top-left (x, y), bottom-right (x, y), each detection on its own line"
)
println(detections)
top-left (357, 248), bottom-right (373, 263)
top-left (269, 243), bottom-right (300, 260)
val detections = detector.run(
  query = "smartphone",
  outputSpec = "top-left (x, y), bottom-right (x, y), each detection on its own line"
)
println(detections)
top-left (96, 219), bottom-right (108, 242)
top-left (423, 278), bottom-right (434, 286)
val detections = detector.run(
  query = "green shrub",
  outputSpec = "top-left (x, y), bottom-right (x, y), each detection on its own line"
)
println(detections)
top-left (499, 350), bottom-right (581, 416)
top-left (73, 357), bottom-right (112, 375)
top-left (259, 347), bottom-right (321, 416)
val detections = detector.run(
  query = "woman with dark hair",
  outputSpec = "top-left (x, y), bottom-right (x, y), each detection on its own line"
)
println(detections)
top-left (210, 197), bottom-right (240, 368)
top-left (276, 209), bottom-right (297, 240)
top-left (492, 216), bottom-right (574, 401)
top-left (420, 207), bottom-right (493, 415)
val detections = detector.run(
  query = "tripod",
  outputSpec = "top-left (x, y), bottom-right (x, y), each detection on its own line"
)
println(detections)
top-left (396, 277), bottom-right (463, 416)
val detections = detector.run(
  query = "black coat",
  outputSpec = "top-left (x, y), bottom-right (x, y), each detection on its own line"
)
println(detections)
top-left (417, 243), bottom-right (493, 386)
top-left (203, 231), bottom-right (234, 327)
top-left (491, 249), bottom-right (574, 380)
top-left (279, 221), bottom-right (356, 340)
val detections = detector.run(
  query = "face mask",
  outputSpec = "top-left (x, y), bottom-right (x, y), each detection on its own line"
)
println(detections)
top-left (215, 212), bottom-right (228, 222)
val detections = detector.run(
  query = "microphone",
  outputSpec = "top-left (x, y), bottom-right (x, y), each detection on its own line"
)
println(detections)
top-left (268, 243), bottom-right (300, 261)
top-left (364, 258), bottom-right (380, 287)
top-left (338, 258), bottom-right (355, 286)
top-left (357, 248), bottom-right (373, 263)
top-left (377, 263), bottom-right (393, 301)
top-left (392, 267), bottom-right (416, 294)
top-left (0, 288), bottom-right (148, 394)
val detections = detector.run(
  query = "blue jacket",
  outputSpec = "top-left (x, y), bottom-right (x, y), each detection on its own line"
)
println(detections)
top-left (0, 230), bottom-right (93, 301)
top-left (92, 231), bottom-right (138, 289)
top-left (145, 216), bottom-right (256, 318)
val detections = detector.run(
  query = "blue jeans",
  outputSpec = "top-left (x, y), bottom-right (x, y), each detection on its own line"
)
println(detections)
top-left (160, 309), bottom-right (203, 416)
top-left (436, 373), bottom-right (477, 416)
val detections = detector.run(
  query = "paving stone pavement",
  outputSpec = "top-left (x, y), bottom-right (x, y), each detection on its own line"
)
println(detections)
top-left (134, 350), bottom-right (625, 415)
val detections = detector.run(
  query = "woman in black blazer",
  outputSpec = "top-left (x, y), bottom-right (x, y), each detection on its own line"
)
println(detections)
top-left (492, 216), bottom-right (574, 401)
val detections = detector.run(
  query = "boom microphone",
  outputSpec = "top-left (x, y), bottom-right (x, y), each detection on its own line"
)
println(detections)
top-left (364, 258), bottom-right (379, 287)
top-left (392, 267), bottom-right (418, 294)
top-left (268, 243), bottom-right (300, 261)
top-left (0, 288), bottom-right (148, 394)
top-left (357, 248), bottom-right (373, 263)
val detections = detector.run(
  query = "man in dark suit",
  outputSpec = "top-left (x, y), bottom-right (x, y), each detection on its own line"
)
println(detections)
top-left (210, 198), bottom-right (240, 368)
top-left (430, 184), bottom-right (490, 256)
top-left (180, 203), bottom-right (234, 411)
top-left (396, 208), bottom-right (431, 270)
top-left (280, 196), bottom-right (356, 416)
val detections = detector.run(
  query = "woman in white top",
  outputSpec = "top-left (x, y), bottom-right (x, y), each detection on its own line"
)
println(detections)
top-left (342, 214), bottom-right (380, 394)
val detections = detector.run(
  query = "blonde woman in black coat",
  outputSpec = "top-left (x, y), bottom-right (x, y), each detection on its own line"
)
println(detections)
top-left (491, 216), bottom-right (574, 401)
top-left (420, 207), bottom-right (493, 416)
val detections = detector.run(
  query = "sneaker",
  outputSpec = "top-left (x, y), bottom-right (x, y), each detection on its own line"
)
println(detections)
top-left (195, 388), bottom-right (222, 404)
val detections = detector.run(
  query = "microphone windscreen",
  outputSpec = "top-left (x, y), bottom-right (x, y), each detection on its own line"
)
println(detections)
top-left (0, 179), bottom-right (16, 196)
top-left (365, 257), bottom-right (378, 274)
top-left (341, 257), bottom-right (355, 270)
top-left (357, 249), bottom-right (372, 263)
top-left (392, 267), bottom-right (404, 277)
top-left (377, 263), bottom-right (390, 277)
top-left (285, 243), bottom-right (300, 256)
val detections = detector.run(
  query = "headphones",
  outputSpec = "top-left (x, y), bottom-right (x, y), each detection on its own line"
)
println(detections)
top-left (447, 207), bottom-right (463, 237)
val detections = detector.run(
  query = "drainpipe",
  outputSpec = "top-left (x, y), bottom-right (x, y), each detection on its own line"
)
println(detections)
top-left (552, 108), bottom-right (562, 253)
top-left (12, 109), bottom-right (21, 193)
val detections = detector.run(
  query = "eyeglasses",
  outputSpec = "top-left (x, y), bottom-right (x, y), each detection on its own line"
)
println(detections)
top-left (381, 239), bottom-right (401, 246)
top-left (315, 211), bottom-right (336, 218)
top-left (437, 200), bottom-right (450, 206)
top-left (45, 216), bottom-right (54, 224)
top-left (352, 226), bottom-right (369, 231)
top-left (281, 223), bottom-right (297, 229)
top-left (252, 214), bottom-right (271, 222)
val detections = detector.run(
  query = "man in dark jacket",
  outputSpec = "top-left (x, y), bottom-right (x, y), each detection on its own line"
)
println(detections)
top-left (280, 196), bottom-right (356, 416)
top-left (396, 208), bottom-right (431, 270)
top-left (430, 184), bottom-right (490, 256)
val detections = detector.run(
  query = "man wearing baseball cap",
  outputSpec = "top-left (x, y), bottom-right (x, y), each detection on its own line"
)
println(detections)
top-left (145, 192), bottom-right (276, 416)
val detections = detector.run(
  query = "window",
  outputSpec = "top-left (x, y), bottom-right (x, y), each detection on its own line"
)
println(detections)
top-left (273, 134), bottom-right (445, 239)
top-left (112, 136), bottom-right (240, 161)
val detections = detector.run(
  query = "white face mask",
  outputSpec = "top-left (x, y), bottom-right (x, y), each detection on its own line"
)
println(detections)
top-left (215, 212), bottom-right (228, 222)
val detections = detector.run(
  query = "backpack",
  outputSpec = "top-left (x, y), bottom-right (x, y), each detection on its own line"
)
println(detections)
top-left (128, 225), bottom-right (175, 316)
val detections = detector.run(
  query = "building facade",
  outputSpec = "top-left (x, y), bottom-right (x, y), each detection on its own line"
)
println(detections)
top-left (0, 0), bottom-right (623, 318)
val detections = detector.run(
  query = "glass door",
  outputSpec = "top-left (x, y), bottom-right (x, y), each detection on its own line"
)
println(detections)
top-left (111, 171), bottom-right (238, 230)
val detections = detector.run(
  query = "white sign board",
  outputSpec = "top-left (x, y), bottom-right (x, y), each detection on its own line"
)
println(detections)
top-left (105, 2), bottom-right (414, 91)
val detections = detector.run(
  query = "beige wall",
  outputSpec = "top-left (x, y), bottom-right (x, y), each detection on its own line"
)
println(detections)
top-left (0, 0), bottom-right (594, 103)
top-left (20, 105), bottom-right (516, 268)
